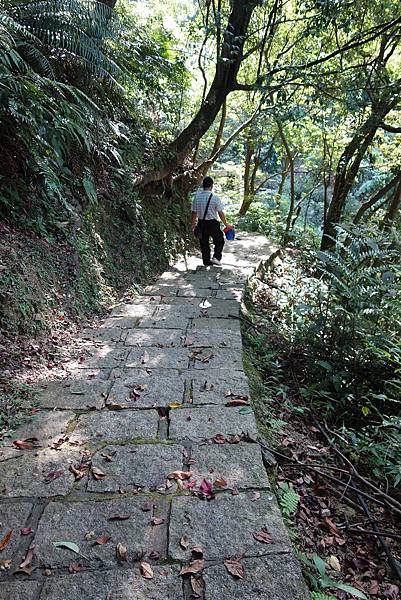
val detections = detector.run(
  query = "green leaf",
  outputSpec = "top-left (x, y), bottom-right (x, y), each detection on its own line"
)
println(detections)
top-left (332, 582), bottom-right (368, 599)
top-left (312, 555), bottom-right (326, 578)
top-left (53, 541), bottom-right (80, 554)
top-left (239, 406), bottom-right (253, 415)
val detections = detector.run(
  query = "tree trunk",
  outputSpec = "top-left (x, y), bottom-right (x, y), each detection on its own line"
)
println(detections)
top-left (239, 137), bottom-right (255, 216)
top-left (321, 99), bottom-right (399, 250)
top-left (381, 179), bottom-right (401, 229)
top-left (134, 0), bottom-right (259, 187)
top-left (353, 172), bottom-right (401, 225)
top-left (276, 120), bottom-right (295, 245)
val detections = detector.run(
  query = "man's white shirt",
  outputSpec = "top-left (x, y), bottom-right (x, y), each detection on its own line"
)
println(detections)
top-left (191, 189), bottom-right (224, 220)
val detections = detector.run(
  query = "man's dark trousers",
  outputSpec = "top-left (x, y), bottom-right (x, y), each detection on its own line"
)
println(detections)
top-left (199, 219), bottom-right (224, 265)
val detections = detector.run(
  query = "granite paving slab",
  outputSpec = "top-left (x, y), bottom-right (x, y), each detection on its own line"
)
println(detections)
top-left (124, 328), bottom-right (184, 347)
top-left (190, 347), bottom-right (244, 371)
top-left (191, 371), bottom-right (250, 405)
top-left (36, 379), bottom-right (112, 410)
top-left (110, 302), bottom-right (159, 318)
top-left (73, 347), bottom-right (128, 369)
top-left (0, 448), bottom-right (81, 498)
top-left (69, 410), bottom-right (159, 444)
top-left (203, 554), bottom-right (310, 599)
top-left (189, 443), bottom-right (270, 490)
top-left (188, 318), bottom-right (241, 332)
top-left (81, 327), bottom-right (124, 343)
top-left (102, 316), bottom-right (143, 329)
top-left (88, 443), bottom-right (185, 492)
top-left (0, 581), bottom-right (40, 600)
top-left (215, 288), bottom-right (244, 300)
top-left (184, 328), bottom-right (242, 348)
top-left (33, 497), bottom-right (168, 568)
top-left (169, 491), bottom-right (290, 560)
top-left (169, 406), bottom-right (258, 441)
top-left (107, 370), bottom-right (185, 407)
top-left (4, 411), bottom-right (74, 447)
top-left (0, 502), bottom-right (33, 561)
top-left (138, 315), bottom-right (191, 329)
top-left (40, 566), bottom-right (183, 600)
top-left (126, 347), bottom-right (189, 370)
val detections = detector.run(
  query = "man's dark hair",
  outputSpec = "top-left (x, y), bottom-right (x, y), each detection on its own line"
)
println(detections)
top-left (202, 176), bottom-right (213, 189)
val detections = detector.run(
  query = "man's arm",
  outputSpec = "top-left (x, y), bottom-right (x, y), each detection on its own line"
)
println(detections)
top-left (191, 211), bottom-right (198, 230)
top-left (218, 210), bottom-right (231, 228)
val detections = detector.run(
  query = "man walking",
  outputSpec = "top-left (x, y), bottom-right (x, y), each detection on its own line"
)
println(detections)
top-left (191, 176), bottom-right (231, 266)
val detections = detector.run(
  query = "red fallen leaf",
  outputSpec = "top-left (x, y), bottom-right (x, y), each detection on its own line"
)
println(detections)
top-left (44, 469), bottom-right (64, 483)
top-left (249, 491), bottom-right (261, 502)
top-left (190, 574), bottom-right (205, 597)
top-left (167, 470), bottom-right (193, 481)
top-left (183, 480), bottom-right (197, 489)
top-left (199, 479), bottom-right (213, 497)
top-left (180, 559), bottom-right (205, 575)
top-left (140, 351), bottom-right (150, 364)
top-left (69, 563), bottom-right (85, 573)
top-left (224, 556), bottom-right (245, 579)
top-left (94, 535), bottom-right (112, 545)
top-left (140, 561), bottom-right (154, 579)
top-left (92, 467), bottom-right (106, 480)
top-left (108, 514), bottom-right (131, 521)
top-left (12, 438), bottom-right (39, 450)
top-left (151, 517), bottom-right (165, 526)
top-left (368, 580), bottom-right (380, 595)
top-left (148, 550), bottom-right (160, 560)
top-left (0, 529), bottom-right (13, 551)
top-left (253, 527), bottom-right (273, 544)
top-left (19, 547), bottom-right (34, 569)
top-left (116, 543), bottom-right (128, 561)
top-left (20, 528), bottom-right (34, 536)
top-left (214, 478), bottom-right (227, 489)
top-left (213, 434), bottom-right (226, 444)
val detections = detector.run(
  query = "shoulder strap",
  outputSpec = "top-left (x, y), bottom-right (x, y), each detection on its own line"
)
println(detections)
top-left (202, 193), bottom-right (213, 220)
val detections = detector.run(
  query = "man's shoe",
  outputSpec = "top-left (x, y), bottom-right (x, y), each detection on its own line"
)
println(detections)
top-left (211, 257), bottom-right (221, 266)
top-left (203, 261), bottom-right (213, 266)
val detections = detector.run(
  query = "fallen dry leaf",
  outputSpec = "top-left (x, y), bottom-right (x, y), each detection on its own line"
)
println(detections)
top-left (84, 531), bottom-right (96, 541)
top-left (249, 491), bottom-right (261, 502)
top-left (253, 527), bottom-right (273, 544)
top-left (214, 478), bottom-right (227, 489)
top-left (167, 470), bottom-right (192, 481)
top-left (140, 561), bottom-right (154, 579)
top-left (0, 559), bottom-right (11, 570)
top-left (69, 464), bottom-right (88, 481)
top-left (179, 559), bottom-right (205, 576)
top-left (224, 555), bottom-right (245, 579)
top-left (20, 528), bottom-right (33, 536)
top-left (199, 479), bottom-right (213, 498)
top-left (19, 547), bottom-right (34, 569)
top-left (44, 469), bottom-right (64, 483)
top-left (180, 535), bottom-right (190, 550)
top-left (12, 438), bottom-right (39, 450)
top-left (213, 433), bottom-right (226, 444)
top-left (0, 529), bottom-right (13, 551)
top-left (116, 543), bottom-right (127, 561)
top-left (94, 535), bottom-right (112, 545)
top-left (190, 574), bottom-right (205, 597)
top-left (148, 550), bottom-right (160, 560)
top-left (225, 397), bottom-right (249, 407)
top-left (139, 500), bottom-right (154, 512)
top-left (327, 555), bottom-right (341, 572)
top-left (191, 546), bottom-right (204, 559)
top-left (92, 467), bottom-right (106, 480)
top-left (151, 517), bottom-right (165, 526)
top-left (108, 514), bottom-right (131, 521)
top-left (68, 563), bottom-right (85, 573)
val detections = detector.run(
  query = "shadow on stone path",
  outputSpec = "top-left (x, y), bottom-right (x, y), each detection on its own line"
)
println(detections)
top-left (0, 233), bottom-right (310, 599)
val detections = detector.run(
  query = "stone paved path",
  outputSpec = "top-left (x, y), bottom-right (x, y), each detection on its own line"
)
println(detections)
top-left (0, 233), bottom-right (310, 599)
